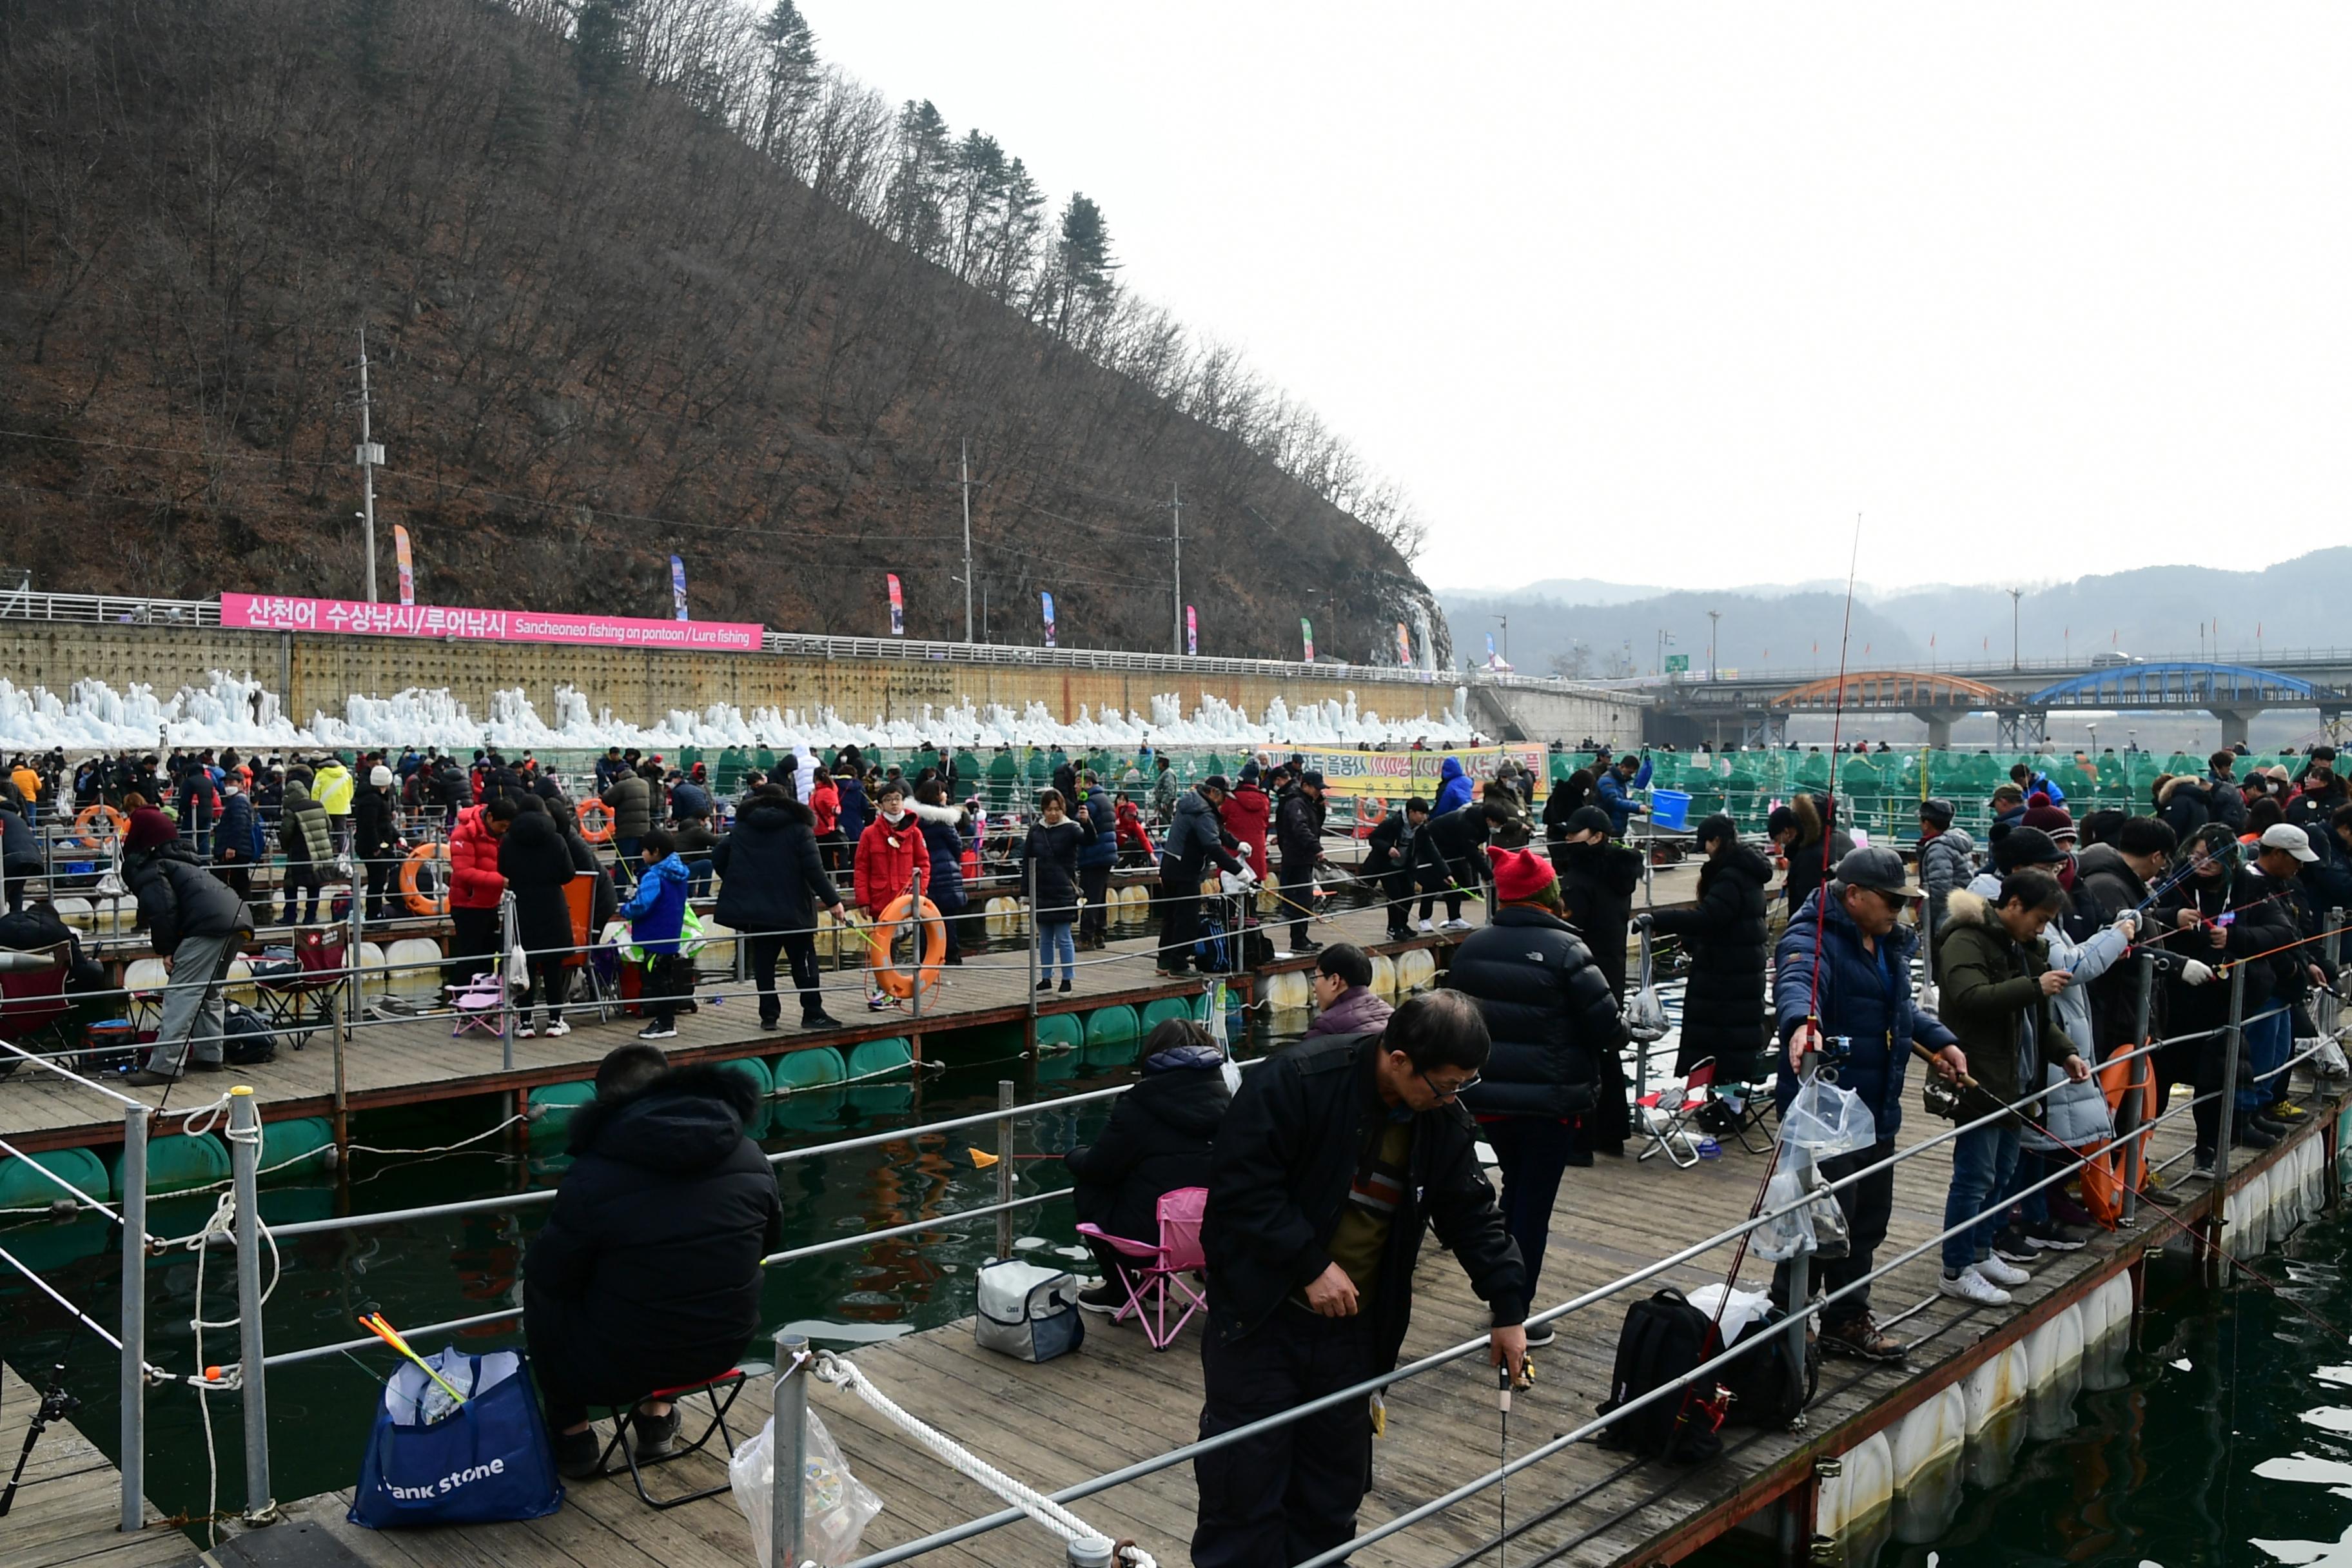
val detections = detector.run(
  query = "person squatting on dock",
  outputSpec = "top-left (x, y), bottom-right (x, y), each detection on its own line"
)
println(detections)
top-left (120, 803), bottom-right (255, 1085)
top-left (1193, 991), bottom-right (1528, 1568)
top-left (524, 1044), bottom-right (782, 1480)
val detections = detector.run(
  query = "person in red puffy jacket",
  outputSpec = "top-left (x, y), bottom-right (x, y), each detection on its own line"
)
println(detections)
top-left (1218, 764), bottom-right (1273, 879)
top-left (852, 779), bottom-right (929, 1011)
top-left (1115, 798), bottom-right (1156, 867)
top-left (446, 797), bottom-right (514, 985)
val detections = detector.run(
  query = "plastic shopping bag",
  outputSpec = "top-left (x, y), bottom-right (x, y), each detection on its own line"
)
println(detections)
top-left (1752, 1170), bottom-right (1817, 1262)
top-left (1778, 1076), bottom-right (1877, 1159)
top-left (732, 1407), bottom-right (884, 1568)
top-left (1623, 928), bottom-right (1669, 1043)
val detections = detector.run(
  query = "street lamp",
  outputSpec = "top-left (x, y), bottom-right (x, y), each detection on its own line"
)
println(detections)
top-left (2008, 587), bottom-right (2024, 671)
top-left (1656, 628), bottom-right (1676, 678)
top-left (1488, 613), bottom-right (1509, 666)
top-left (1707, 610), bottom-right (1720, 681)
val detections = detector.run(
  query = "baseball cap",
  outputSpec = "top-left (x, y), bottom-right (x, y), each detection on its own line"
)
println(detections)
top-left (1991, 825), bottom-right (2064, 873)
top-left (2260, 823), bottom-right (2320, 863)
top-left (1200, 774), bottom-right (1231, 794)
top-left (1831, 845), bottom-right (1917, 897)
top-left (1299, 770), bottom-right (1326, 789)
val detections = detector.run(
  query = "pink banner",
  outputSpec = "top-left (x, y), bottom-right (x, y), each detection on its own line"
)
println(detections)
top-left (220, 592), bottom-right (763, 652)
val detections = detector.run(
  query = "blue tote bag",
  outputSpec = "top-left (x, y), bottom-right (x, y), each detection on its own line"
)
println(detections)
top-left (349, 1346), bottom-right (565, 1529)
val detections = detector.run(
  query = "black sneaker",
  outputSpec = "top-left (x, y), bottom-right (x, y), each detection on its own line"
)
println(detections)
top-left (632, 1406), bottom-right (681, 1461)
top-left (636, 1022), bottom-right (678, 1041)
top-left (1293, 941), bottom-right (1324, 956)
top-left (1077, 1283), bottom-right (1126, 1317)
top-left (2235, 1122), bottom-right (2279, 1151)
top-left (2250, 1115), bottom-right (2288, 1137)
top-left (554, 1426), bottom-right (604, 1480)
top-left (801, 1011), bottom-right (843, 1029)
top-left (1991, 1227), bottom-right (2039, 1266)
top-left (1522, 1324), bottom-right (1557, 1349)
top-left (2024, 1217), bottom-right (2090, 1251)
top-left (759, 1012), bottom-right (781, 1031)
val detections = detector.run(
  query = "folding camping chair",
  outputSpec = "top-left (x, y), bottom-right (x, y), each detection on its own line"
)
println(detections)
top-left (1635, 1059), bottom-right (1720, 1168)
top-left (1694, 1069), bottom-right (1778, 1156)
top-left (588, 1367), bottom-right (750, 1509)
top-left (1075, 1186), bottom-right (1210, 1351)
top-left (250, 927), bottom-right (350, 1050)
top-left (0, 944), bottom-right (70, 1078)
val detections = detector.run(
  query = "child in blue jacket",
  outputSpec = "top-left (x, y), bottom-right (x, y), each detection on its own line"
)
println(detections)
top-left (620, 828), bottom-right (692, 1039)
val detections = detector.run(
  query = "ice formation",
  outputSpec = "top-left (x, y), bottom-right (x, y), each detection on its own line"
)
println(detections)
top-left (0, 671), bottom-right (1475, 752)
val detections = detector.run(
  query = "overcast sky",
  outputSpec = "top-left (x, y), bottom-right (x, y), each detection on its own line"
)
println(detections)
top-left (810, 5), bottom-right (2352, 595)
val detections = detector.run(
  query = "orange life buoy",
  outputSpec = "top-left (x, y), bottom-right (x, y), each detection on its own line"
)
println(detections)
top-left (74, 805), bottom-right (128, 849)
top-left (863, 893), bottom-right (946, 1000)
top-left (399, 842), bottom-right (448, 916)
top-left (576, 799), bottom-right (614, 843)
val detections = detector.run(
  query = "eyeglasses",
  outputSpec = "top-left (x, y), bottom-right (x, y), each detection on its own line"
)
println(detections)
top-left (1418, 1066), bottom-right (1482, 1101)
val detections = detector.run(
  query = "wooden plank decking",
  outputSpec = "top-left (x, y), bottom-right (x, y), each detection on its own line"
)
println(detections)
top-left (0, 1362), bottom-right (195, 1568)
top-left (248, 1071), bottom-right (2340, 1568)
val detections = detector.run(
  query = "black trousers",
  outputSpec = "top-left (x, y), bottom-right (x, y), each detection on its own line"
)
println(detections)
top-left (446, 906), bottom-right (499, 986)
top-left (1483, 1117), bottom-right (1578, 1306)
top-left (521, 955), bottom-right (567, 1024)
top-left (1079, 863), bottom-right (1112, 944)
top-left (1770, 1137), bottom-right (1894, 1329)
top-left (644, 951), bottom-right (692, 1027)
top-left (1382, 870), bottom-right (1413, 937)
top-left (364, 855), bottom-right (397, 922)
top-left (749, 930), bottom-right (823, 1021)
top-left (1193, 1309), bottom-right (1377, 1568)
top-left (1159, 874), bottom-right (1200, 973)
top-left (1280, 861), bottom-right (1316, 948)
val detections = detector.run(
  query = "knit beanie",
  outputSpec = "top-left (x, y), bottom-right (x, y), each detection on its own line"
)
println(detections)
top-left (1485, 846), bottom-right (1559, 905)
top-left (2020, 795), bottom-right (2074, 841)
top-left (124, 805), bottom-right (178, 853)
top-left (1919, 798), bottom-right (1955, 830)
top-left (370, 765), bottom-right (395, 789)
top-left (1992, 825), bottom-right (2063, 872)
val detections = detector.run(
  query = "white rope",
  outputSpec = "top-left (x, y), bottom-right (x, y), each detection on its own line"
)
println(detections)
top-left (811, 1350), bottom-right (1157, 1568)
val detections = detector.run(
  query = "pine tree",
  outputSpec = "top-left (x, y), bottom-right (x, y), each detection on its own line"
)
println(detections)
top-left (752, 0), bottom-right (819, 160)
top-left (573, 0), bottom-right (634, 96)
top-left (884, 99), bottom-right (953, 260)
top-left (1049, 194), bottom-right (1117, 339)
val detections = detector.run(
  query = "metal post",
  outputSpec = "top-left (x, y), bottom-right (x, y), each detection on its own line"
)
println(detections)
top-left (1784, 1054), bottom-right (1815, 1370)
top-left (1170, 480), bottom-right (1182, 657)
top-left (228, 1087), bottom-right (275, 1522)
top-left (908, 861), bottom-right (923, 1023)
top-left (2119, 950), bottom-right (2154, 1224)
top-left (498, 890), bottom-right (516, 1072)
top-left (2212, 961), bottom-right (2248, 1276)
top-left (960, 441), bottom-right (974, 644)
top-left (117, 1102), bottom-right (146, 1533)
top-left (357, 326), bottom-right (380, 603)
top-left (995, 1079), bottom-right (1016, 1259)
top-left (770, 1331), bottom-right (809, 1568)
top-left (1026, 855), bottom-right (1039, 1021)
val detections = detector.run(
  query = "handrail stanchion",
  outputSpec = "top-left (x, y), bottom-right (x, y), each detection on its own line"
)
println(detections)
top-left (1784, 1048), bottom-right (1814, 1386)
top-left (772, 1331), bottom-right (810, 1568)
top-left (2211, 961), bottom-right (2247, 1282)
top-left (2119, 950), bottom-right (2154, 1225)
top-left (229, 1086), bottom-right (277, 1523)
top-left (908, 863), bottom-right (923, 1025)
top-left (1026, 855), bottom-right (1039, 1021)
top-left (499, 890), bottom-right (517, 1072)
top-left (117, 1102), bottom-right (147, 1533)
top-left (337, 892), bottom-right (360, 1150)
top-left (995, 1079), bottom-right (1017, 1259)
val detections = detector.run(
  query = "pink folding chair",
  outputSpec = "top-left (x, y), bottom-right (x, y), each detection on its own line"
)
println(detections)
top-left (1075, 1186), bottom-right (1209, 1351)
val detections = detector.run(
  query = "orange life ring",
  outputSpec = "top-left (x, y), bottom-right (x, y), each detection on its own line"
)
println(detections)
top-left (399, 842), bottom-right (448, 916)
top-left (74, 805), bottom-right (128, 849)
top-left (576, 799), bottom-right (614, 843)
top-left (863, 894), bottom-right (946, 1000)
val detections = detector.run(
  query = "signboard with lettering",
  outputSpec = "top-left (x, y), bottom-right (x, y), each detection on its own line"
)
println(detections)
top-left (220, 593), bottom-right (763, 652)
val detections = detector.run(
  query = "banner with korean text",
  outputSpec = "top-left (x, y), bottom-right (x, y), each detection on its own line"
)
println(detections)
top-left (221, 593), bottom-right (764, 652)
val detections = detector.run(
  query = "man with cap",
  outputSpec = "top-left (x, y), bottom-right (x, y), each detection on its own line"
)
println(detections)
top-left (1771, 845), bottom-right (1963, 1358)
top-left (1592, 752), bottom-right (1652, 837)
top-left (1159, 774), bottom-right (1248, 977)
top-left (1273, 769), bottom-right (1330, 956)
top-left (1916, 798), bottom-right (1975, 941)
top-left (120, 806), bottom-right (255, 1086)
top-left (353, 761), bottom-right (402, 924)
top-left (1451, 847), bottom-right (1630, 1317)
top-left (2247, 822), bottom-right (2333, 1129)
top-left (2074, 814), bottom-right (2193, 1207)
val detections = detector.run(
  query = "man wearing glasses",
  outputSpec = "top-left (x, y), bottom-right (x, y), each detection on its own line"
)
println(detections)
top-left (1774, 845), bottom-right (1965, 1362)
top-left (1194, 992), bottom-right (1527, 1568)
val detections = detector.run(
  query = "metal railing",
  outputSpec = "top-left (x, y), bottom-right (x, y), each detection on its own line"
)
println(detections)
top-left (0, 589), bottom-right (220, 627)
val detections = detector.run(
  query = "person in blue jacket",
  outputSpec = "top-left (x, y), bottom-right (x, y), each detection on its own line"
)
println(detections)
top-left (1433, 754), bottom-right (1474, 816)
top-left (620, 827), bottom-right (692, 1041)
top-left (1593, 753), bottom-right (1652, 836)
top-left (1771, 845), bottom-right (1964, 1363)
top-left (1075, 772), bottom-right (1121, 949)
top-left (830, 763), bottom-right (870, 879)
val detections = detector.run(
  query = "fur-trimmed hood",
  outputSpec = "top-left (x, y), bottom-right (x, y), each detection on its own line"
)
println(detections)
top-left (908, 799), bottom-right (970, 828)
top-left (566, 1061), bottom-right (762, 1164)
top-left (2158, 773), bottom-right (2206, 805)
top-left (1940, 885), bottom-right (2003, 934)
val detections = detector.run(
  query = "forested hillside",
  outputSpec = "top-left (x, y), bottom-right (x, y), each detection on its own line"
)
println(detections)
top-left (0, 0), bottom-right (1445, 661)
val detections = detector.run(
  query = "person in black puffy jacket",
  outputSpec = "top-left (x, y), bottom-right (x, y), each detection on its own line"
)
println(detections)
top-left (120, 807), bottom-right (255, 1084)
top-left (712, 788), bottom-right (845, 1028)
top-left (1066, 1019), bottom-right (1231, 1311)
top-left (911, 779), bottom-right (973, 963)
top-left (525, 1050), bottom-right (784, 1478)
top-left (1552, 805), bottom-right (1645, 1002)
top-left (351, 766), bottom-right (402, 923)
top-left (1645, 814), bottom-right (1772, 1079)
top-left (498, 799), bottom-right (580, 1037)
top-left (1448, 846), bottom-right (1630, 1315)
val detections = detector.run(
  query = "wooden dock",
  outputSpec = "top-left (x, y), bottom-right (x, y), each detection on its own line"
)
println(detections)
top-left (0, 865), bottom-right (1708, 1155)
top-left (0, 1362), bottom-right (195, 1568)
top-left (244, 1072), bottom-right (2342, 1568)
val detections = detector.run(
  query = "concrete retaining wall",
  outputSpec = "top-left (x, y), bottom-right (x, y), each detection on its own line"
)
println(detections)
top-left (4, 622), bottom-right (1653, 738)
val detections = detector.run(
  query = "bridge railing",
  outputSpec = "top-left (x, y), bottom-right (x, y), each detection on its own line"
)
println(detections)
top-left (0, 589), bottom-right (221, 627)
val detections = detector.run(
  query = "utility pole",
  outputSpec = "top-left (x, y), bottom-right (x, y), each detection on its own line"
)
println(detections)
top-left (1171, 480), bottom-right (1183, 655)
top-left (355, 326), bottom-right (384, 602)
top-left (2008, 587), bottom-right (2023, 671)
top-left (1707, 609), bottom-right (1720, 681)
top-left (960, 440), bottom-right (974, 643)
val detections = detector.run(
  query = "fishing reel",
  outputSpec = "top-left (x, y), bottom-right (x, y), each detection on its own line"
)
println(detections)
top-left (1810, 1034), bottom-right (1855, 1083)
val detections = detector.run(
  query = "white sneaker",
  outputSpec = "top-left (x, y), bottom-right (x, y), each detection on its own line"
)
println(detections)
top-left (1415, 919), bottom-right (1436, 934)
top-left (1440, 917), bottom-right (1475, 932)
top-left (513, 1021), bottom-right (534, 1039)
top-left (1975, 1255), bottom-right (2032, 1288)
top-left (1937, 1267), bottom-right (2012, 1307)
top-left (544, 1017), bottom-right (571, 1037)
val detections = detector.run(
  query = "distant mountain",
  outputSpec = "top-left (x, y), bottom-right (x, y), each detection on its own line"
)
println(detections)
top-left (1440, 549), bottom-right (2352, 678)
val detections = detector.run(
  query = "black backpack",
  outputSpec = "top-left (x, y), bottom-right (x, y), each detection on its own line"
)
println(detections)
top-left (1717, 1308), bottom-right (1818, 1429)
top-left (222, 1000), bottom-right (278, 1066)
top-left (1595, 1289), bottom-right (1728, 1464)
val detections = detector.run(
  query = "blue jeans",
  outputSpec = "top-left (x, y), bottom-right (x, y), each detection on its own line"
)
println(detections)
top-left (1039, 921), bottom-right (1075, 983)
top-left (1943, 1120), bottom-right (2021, 1273)
top-left (2001, 1146), bottom-right (2051, 1228)
top-left (2240, 1004), bottom-right (2291, 1113)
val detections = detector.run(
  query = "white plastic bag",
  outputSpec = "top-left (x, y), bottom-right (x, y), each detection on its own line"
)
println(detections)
top-left (731, 1407), bottom-right (884, 1568)
top-left (2305, 1036), bottom-right (2349, 1081)
top-left (1685, 1284), bottom-right (1772, 1345)
top-left (1623, 928), bottom-right (1669, 1043)
top-left (1752, 1170), bottom-right (1817, 1262)
top-left (1805, 1170), bottom-right (1852, 1260)
top-left (1778, 1077), bottom-right (1878, 1159)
